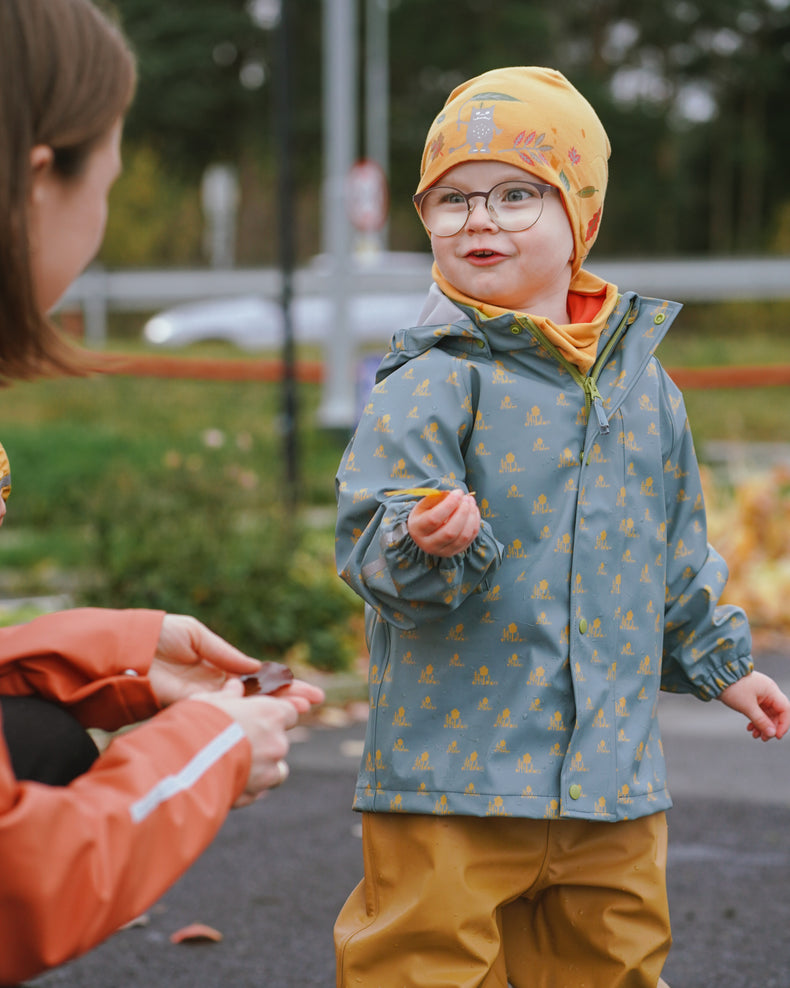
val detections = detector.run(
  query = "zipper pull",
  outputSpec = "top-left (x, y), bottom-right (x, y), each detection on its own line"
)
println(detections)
top-left (585, 379), bottom-right (610, 434)
top-left (592, 394), bottom-right (610, 434)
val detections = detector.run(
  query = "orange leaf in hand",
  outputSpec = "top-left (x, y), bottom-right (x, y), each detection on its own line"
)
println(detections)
top-left (384, 488), bottom-right (451, 505)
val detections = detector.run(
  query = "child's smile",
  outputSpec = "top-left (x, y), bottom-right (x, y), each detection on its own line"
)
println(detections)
top-left (463, 247), bottom-right (506, 265)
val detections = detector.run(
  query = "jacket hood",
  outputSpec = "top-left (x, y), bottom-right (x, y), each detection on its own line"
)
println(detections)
top-left (376, 284), bottom-right (478, 382)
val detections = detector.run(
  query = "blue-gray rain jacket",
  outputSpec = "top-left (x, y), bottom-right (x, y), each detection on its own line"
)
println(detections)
top-left (335, 284), bottom-right (753, 823)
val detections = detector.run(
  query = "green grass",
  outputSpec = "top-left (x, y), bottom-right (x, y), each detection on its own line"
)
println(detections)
top-left (0, 371), bottom-right (344, 514)
top-left (655, 300), bottom-right (790, 444)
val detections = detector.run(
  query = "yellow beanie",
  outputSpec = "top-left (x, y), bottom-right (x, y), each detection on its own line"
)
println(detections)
top-left (416, 66), bottom-right (610, 274)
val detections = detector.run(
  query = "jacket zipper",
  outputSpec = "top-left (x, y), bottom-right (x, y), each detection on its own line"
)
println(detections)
top-left (514, 302), bottom-right (636, 460)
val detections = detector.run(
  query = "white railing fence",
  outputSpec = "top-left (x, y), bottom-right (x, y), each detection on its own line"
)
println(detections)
top-left (60, 255), bottom-right (790, 346)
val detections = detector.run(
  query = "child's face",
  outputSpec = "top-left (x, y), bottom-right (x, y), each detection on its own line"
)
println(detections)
top-left (428, 161), bottom-right (575, 316)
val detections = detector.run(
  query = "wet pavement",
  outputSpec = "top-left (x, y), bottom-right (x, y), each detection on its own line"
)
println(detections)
top-left (26, 645), bottom-right (790, 988)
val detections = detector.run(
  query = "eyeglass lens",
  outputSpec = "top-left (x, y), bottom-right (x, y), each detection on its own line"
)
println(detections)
top-left (417, 181), bottom-right (547, 236)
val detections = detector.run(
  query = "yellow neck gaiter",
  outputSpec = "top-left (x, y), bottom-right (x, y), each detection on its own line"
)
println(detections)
top-left (433, 264), bottom-right (619, 373)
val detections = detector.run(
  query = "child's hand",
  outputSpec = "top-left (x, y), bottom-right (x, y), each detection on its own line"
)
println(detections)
top-left (718, 671), bottom-right (790, 741)
top-left (407, 489), bottom-right (480, 557)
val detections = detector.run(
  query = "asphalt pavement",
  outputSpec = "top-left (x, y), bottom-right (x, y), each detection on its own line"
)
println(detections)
top-left (26, 644), bottom-right (790, 988)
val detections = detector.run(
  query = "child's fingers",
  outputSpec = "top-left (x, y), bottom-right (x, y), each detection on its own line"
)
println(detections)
top-left (460, 497), bottom-right (482, 544)
top-left (419, 491), bottom-right (467, 537)
top-left (774, 708), bottom-right (790, 740)
top-left (409, 494), bottom-right (479, 556)
top-left (410, 490), bottom-right (463, 537)
top-left (756, 699), bottom-right (790, 741)
top-left (754, 683), bottom-right (790, 740)
top-left (412, 488), bottom-right (462, 522)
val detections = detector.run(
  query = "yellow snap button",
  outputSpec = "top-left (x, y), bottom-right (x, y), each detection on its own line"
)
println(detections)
top-left (511, 324), bottom-right (522, 335)
top-left (569, 784), bottom-right (582, 800)
top-left (654, 312), bottom-right (666, 324)
top-left (579, 618), bottom-right (588, 634)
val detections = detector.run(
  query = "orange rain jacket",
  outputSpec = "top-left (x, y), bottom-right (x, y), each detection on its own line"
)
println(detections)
top-left (0, 607), bottom-right (251, 985)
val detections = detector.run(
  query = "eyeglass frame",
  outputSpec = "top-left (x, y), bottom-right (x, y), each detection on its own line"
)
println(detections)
top-left (412, 180), bottom-right (557, 237)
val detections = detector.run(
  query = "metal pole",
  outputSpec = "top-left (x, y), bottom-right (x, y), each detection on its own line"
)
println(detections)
top-left (317, 0), bottom-right (358, 433)
top-left (81, 268), bottom-right (108, 347)
top-left (275, 0), bottom-right (299, 505)
top-left (365, 0), bottom-right (389, 249)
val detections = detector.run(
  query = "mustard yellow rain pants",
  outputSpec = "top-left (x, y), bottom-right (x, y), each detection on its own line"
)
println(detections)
top-left (335, 811), bottom-right (671, 988)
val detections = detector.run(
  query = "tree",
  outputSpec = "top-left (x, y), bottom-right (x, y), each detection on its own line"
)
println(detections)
top-left (113, 0), bottom-right (273, 175)
top-left (544, 0), bottom-right (790, 253)
top-left (104, 0), bottom-right (790, 263)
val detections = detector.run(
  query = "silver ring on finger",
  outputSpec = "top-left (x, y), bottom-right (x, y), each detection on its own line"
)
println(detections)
top-left (274, 759), bottom-right (289, 787)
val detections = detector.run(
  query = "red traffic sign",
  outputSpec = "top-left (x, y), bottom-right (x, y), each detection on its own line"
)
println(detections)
top-left (347, 159), bottom-right (389, 232)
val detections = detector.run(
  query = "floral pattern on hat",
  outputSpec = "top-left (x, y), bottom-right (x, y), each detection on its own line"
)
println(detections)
top-left (416, 67), bottom-right (611, 276)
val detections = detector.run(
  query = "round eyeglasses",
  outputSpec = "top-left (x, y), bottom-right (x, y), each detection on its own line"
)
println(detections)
top-left (413, 180), bottom-right (555, 237)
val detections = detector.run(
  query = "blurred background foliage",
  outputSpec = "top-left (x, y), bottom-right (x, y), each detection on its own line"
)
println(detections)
top-left (101, 0), bottom-right (790, 266)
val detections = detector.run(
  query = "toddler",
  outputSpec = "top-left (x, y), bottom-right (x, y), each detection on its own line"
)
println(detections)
top-left (334, 66), bottom-right (789, 988)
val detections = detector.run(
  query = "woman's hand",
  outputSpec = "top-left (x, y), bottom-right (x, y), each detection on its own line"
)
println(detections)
top-left (149, 613), bottom-right (324, 714)
top-left (148, 614), bottom-right (267, 706)
top-left (190, 680), bottom-right (299, 807)
top-left (407, 489), bottom-right (480, 557)
top-left (268, 680), bottom-right (326, 715)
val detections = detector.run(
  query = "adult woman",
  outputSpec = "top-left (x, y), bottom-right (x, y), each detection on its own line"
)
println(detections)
top-left (0, 1), bottom-right (323, 982)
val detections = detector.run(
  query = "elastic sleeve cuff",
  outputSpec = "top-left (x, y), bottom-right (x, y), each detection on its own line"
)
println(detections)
top-left (693, 654), bottom-right (755, 701)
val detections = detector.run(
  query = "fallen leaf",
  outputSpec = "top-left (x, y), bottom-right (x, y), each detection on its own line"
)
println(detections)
top-left (241, 661), bottom-right (294, 696)
top-left (119, 913), bottom-right (149, 931)
top-left (169, 923), bottom-right (223, 945)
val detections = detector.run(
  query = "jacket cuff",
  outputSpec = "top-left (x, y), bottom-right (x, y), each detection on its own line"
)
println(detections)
top-left (693, 653), bottom-right (755, 701)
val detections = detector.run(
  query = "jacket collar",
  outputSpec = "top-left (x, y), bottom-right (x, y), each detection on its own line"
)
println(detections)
top-left (378, 282), bottom-right (681, 386)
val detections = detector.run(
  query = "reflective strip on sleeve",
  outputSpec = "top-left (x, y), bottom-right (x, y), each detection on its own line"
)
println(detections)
top-left (129, 722), bottom-right (246, 824)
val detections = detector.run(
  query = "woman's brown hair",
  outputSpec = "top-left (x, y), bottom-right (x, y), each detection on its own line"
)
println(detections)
top-left (0, 0), bottom-right (136, 382)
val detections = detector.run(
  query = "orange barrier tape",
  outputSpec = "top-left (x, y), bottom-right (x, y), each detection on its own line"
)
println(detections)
top-left (665, 365), bottom-right (790, 389)
top-left (101, 354), bottom-right (324, 383)
top-left (101, 355), bottom-right (790, 390)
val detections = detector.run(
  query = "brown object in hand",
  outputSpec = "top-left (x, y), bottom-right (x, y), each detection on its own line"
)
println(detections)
top-left (241, 661), bottom-right (294, 696)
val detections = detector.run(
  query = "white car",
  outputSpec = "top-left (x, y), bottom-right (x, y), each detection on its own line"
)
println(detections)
top-left (143, 252), bottom-right (434, 351)
top-left (142, 291), bottom-right (430, 351)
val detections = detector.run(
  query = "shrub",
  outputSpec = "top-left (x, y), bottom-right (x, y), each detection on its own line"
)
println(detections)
top-left (78, 442), bottom-right (360, 672)
top-left (704, 466), bottom-right (790, 632)
top-left (99, 144), bottom-right (203, 268)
